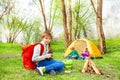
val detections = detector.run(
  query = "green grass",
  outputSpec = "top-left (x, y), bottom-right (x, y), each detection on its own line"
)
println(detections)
top-left (0, 43), bottom-right (22, 55)
top-left (0, 39), bottom-right (120, 80)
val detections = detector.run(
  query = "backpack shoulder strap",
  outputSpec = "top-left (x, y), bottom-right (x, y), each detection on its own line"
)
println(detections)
top-left (31, 42), bottom-right (44, 56)
top-left (40, 43), bottom-right (44, 55)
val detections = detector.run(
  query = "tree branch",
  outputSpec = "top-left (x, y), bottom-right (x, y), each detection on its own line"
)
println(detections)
top-left (90, 0), bottom-right (98, 17)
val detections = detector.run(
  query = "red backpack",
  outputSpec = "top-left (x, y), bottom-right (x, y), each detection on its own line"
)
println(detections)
top-left (22, 43), bottom-right (44, 70)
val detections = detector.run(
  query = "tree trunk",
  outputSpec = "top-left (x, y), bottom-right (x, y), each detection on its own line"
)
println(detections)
top-left (67, 0), bottom-right (72, 46)
top-left (38, 0), bottom-right (58, 32)
top-left (83, 27), bottom-right (87, 38)
top-left (96, 0), bottom-right (106, 54)
top-left (74, 1), bottom-right (80, 40)
top-left (39, 0), bottom-right (47, 31)
top-left (61, 0), bottom-right (69, 48)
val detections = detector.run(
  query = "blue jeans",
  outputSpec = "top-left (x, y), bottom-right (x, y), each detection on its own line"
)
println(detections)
top-left (67, 55), bottom-right (84, 60)
top-left (67, 55), bottom-right (79, 59)
top-left (37, 59), bottom-right (64, 73)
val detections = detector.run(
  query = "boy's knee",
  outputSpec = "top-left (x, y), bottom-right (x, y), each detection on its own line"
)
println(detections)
top-left (60, 61), bottom-right (65, 66)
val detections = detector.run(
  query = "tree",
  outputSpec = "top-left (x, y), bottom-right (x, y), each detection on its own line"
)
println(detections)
top-left (39, 0), bottom-right (47, 31)
top-left (72, 0), bottom-right (95, 39)
top-left (90, 0), bottom-right (106, 54)
top-left (61, 0), bottom-right (72, 48)
top-left (73, 0), bottom-right (80, 39)
top-left (33, 0), bottom-right (60, 32)
top-left (0, 0), bottom-right (13, 19)
top-left (67, 0), bottom-right (72, 46)
top-left (23, 20), bottom-right (41, 44)
top-left (2, 15), bottom-right (28, 43)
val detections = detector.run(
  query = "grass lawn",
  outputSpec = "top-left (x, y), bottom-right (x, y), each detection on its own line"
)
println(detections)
top-left (0, 39), bottom-right (120, 80)
top-left (0, 43), bottom-right (22, 55)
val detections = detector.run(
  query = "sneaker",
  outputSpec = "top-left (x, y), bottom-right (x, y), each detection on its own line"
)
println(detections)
top-left (49, 70), bottom-right (56, 76)
top-left (36, 67), bottom-right (45, 76)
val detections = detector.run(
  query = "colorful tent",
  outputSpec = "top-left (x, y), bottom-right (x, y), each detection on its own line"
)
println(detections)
top-left (64, 38), bottom-right (102, 58)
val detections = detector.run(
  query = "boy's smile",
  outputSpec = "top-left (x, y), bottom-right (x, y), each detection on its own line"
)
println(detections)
top-left (43, 36), bottom-right (51, 44)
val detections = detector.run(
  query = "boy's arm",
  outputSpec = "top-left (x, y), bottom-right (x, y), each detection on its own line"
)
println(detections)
top-left (32, 44), bottom-right (45, 62)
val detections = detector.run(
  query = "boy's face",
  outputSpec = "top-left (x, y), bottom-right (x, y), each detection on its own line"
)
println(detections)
top-left (42, 36), bottom-right (51, 44)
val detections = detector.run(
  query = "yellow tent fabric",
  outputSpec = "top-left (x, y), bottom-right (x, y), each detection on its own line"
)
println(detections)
top-left (64, 38), bottom-right (102, 58)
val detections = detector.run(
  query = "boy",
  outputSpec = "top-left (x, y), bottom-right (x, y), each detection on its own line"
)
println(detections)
top-left (67, 47), bottom-right (80, 59)
top-left (32, 31), bottom-right (64, 76)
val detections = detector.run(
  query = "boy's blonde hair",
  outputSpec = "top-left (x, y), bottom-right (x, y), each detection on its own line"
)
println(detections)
top-left (70, 47), bottom-right (74, 50)
top-left (42, 31), bottom-right (53, 40)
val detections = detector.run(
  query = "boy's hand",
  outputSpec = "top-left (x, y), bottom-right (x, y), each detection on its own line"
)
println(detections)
top-left (45, 54), bottom-right (53, 59)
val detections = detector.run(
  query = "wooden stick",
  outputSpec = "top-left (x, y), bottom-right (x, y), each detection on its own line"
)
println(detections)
top-left (90, 60), bottom-right (101, 75)
top-left (82, 58), bottom-right (89, 72)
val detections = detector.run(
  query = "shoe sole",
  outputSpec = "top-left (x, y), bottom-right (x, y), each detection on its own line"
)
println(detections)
top-left (36, 68), bottom-right (43, 76)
